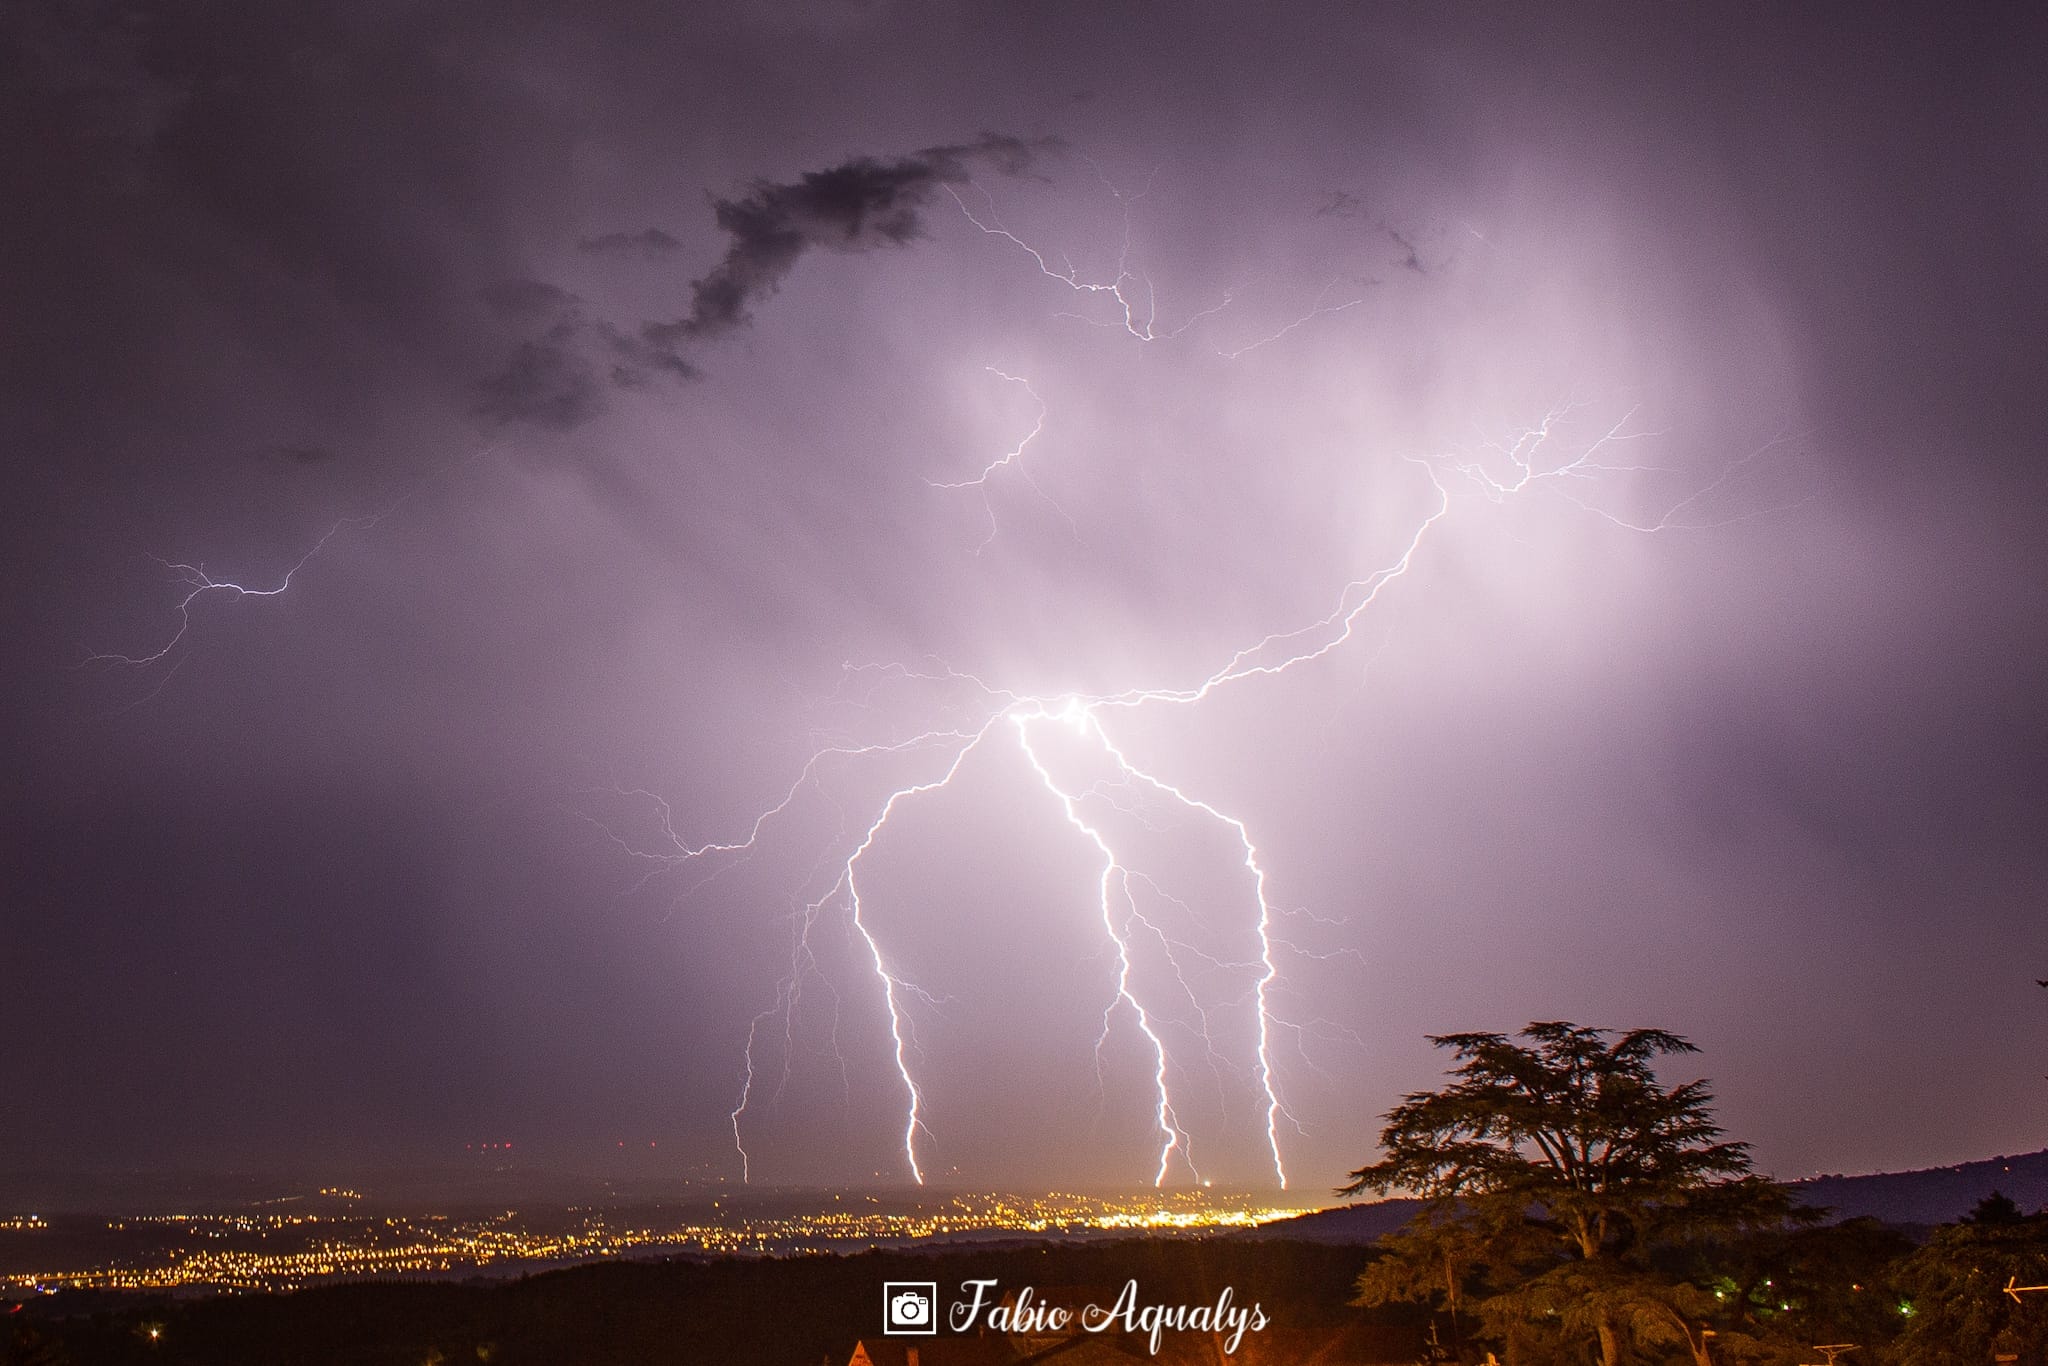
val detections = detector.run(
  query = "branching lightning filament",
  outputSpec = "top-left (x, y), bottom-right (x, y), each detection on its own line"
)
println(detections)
top-left (608, 403), bottom-right (1763, 1190)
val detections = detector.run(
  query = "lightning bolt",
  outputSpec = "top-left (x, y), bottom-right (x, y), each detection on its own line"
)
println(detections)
top-left (1012, 700), bottom-right (1196, 1186)
top-left (589, 159), bottom-right (1797, 1195)
top-left (837, 726), bottom-right (999, 1185)
top-left (82, 442), bottom-right (499, 674)
top-left (946, 170), bottom-right (1370, 358)
top-left (926, 367), bottom-right (1074, 553)
top-left (945, 170), bottom-right (1229, 344)
top-left (610, 384), bottom-right (1782, 1190)
top-left (91, 171), bottom-right (1791, 1193)
top-left (1079, 713), bottom-right (1289, 1187)
top-left (80, 515), bottom-right (380, 668)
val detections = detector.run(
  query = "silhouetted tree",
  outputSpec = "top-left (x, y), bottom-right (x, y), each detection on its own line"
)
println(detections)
top-left (1343, 1023), bottom-right (1795, 1366)
top-left (1968, 1192), bottom-right (2026, 1225)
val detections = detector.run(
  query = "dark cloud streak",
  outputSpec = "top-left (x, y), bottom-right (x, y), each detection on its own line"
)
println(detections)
top-left (655, 133), bottom-right (1056, 346)
top-left (478, 134), bottom-right (1055, 430)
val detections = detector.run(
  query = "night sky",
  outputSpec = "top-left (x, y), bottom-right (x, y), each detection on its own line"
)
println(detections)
top-left (3, 3), bottom-right (2044, 1194)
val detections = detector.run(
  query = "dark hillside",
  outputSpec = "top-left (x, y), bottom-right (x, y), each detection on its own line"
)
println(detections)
top-left (14, 1239), bottom-right (1415, 1366)
top-left (1253, 1150), bottom-right (2048, 1245)
top-left (1791, 1149), bottom-right (2048, 1226)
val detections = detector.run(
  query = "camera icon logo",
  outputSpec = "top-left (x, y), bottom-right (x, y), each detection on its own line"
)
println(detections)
top-left (883, 1281), bottom-right (938, 1335)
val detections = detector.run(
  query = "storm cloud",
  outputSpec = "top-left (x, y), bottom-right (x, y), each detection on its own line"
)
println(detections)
top-left (477, 134), bottom-right (1057, 428)
top-left (655, 133), bottom-right (1054, 345)
top-left (3, 2), bottom-right (2044, 1192)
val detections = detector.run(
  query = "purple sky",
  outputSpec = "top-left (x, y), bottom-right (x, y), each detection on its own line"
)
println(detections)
top-left (3, 3), bottom-right (2044, 1194)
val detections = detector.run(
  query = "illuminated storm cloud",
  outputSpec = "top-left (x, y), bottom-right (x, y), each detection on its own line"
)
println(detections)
top-left (8, 4), bottom-right (2044, 1193)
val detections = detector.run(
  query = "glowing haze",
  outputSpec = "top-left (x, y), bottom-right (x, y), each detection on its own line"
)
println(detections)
top-left (2, 4), bottom-right (2043, 1194)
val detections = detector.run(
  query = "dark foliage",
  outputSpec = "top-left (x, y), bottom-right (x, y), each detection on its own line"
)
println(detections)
top-left (1891, 1207), bottom-right (2048, 1366)
top-left (1343, 1023), bottom-right (1798, 1366)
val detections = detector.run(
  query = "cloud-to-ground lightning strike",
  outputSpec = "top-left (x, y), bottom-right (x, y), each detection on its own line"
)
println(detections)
top-left (88, 167), bottom-right (1775, 1194)
top-left (1013, 702), bottom-right (1198, 1187)
top-left (604, 181), bottom-right (1792, 1190)
top-left (618, 388), bottom-right (1755, 1189)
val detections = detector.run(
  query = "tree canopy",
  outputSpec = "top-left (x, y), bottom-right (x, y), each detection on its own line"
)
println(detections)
top-left (1891, 1202), bottom-right (2048, 1366)
top-left (1343, 1022), bottom-right (1797, 1366)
